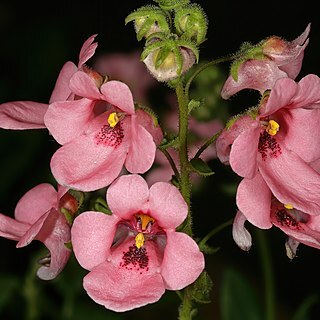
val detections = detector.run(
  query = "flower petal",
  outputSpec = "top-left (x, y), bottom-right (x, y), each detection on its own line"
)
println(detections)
top-left (83, 239), bottom-right (165, 312)
top-left (229, 124), bottom-right (260, 178)
top-left (148, 182), bottom-right (188, 229)
top-left (50, 133), bottom-right (127, 191)
top-left (125, 117), bottom-right (156, 174)
top-left (35, 209), bottom-right (71, 280)
top-left (0, 101), bottom-right (48, 129)
top-left (161, 231), bottom-right (204, 290)
top-left (101, 81), bottom-right (135, 115)
top-left (45, 98), bottom-right (95, 145)
top-left (236, 174), bottom-right (272, 229)
top-left (71, 211), bottom-right (119, 270)
top-left (69, 71), bottom-right (102, 100)
top-left (0, 214), bottom-right (29, 240)
top-left (107, 174), bottom-right (149, 220)
top-left (15, 183), bottom-right (57, 224)
top-left (232, 210), bottom-right (252, 251)
top-left (78, 34), bottom-right (98, 68)
top-left (259, 146), bottom-right (320, 215)
top-left (49, 61), bottom-right (78, 103)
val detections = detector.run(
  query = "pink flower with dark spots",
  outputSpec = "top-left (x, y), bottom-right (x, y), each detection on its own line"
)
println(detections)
top-left (221, 24), bottom-right (310, 99)
top-left (45, 67), bottom-right (163, 191)
top-left (233, 198), bottom-right (320, 257)
top-left (0, 183), bottom-right (73, 280)
top-left (71, 174), bottom-right (204, 312)
top-left (216, 74), bottom-right (320, 219)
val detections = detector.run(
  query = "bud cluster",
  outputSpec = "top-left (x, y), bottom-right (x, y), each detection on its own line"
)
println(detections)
top-left (125, 0), bottom-right (208, 82)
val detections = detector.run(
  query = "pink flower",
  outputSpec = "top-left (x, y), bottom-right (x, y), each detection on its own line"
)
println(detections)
top-left (233, 198), bottom-right (320, 257)
top-left (71, 174), bottom-right (204, 312)
top-left (49, 34), bottom-right (98, 103)
top-left (0, 183), bottom-right (73, 280)
top-left (216, 74), bottom-right (320, 220)
top-left (45, 67), bottom-right (163, 191)
top-left (221, 23), bottom-right (310, 99)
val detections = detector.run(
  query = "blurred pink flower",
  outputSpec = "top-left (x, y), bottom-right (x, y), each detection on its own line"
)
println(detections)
top-left (217, 74), bottom-right (320, 220)
top-left (93, 51), bottom-right (157, 104)
top-left (71, 174), bottom-right (204, 312)
top-left (45, 68), bottom-right (163, 192)
top-left (0, 183), bottom-right (72, 280)
top-left (221, 23), bottom-right (310, 99)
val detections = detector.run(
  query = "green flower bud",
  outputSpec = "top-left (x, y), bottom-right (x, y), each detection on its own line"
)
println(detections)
top-left (125, 6), bottom-right (170, 41)
top-left (174, 4), bottom-right (208, 45)
top-left (153, 0), bottom-right (189, 10)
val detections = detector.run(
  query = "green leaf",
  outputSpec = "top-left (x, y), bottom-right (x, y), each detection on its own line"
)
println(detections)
top-left (221, 268), bottom-right (263, 320)
top-left (188, 271), bottom-right (213, 304)
top-left (198, 242), bottom-right (220, 255)
top-left (190, 158), bottom-right (214, 176)
top-left (188, 99), bottom-right (202, 114)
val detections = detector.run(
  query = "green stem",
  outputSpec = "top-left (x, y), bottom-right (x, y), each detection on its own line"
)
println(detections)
top-left (175, 81), bottom-right (192, 236)
top-left (193, 130), bottom-right (222, 159)
top-left (178, 291), bottom-right (194, 320)
top-left (159, 147), bottom-right (181, 181)
top-left (185, 53), bottom-right (237, 100)
top-left (256, 230), bottom-right (276, 320)
top-left (198, 218), bottom-right (233, 247)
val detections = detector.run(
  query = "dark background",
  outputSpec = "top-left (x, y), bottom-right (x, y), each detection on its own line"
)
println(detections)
top-left (0, 1), bottom-right (319, 319)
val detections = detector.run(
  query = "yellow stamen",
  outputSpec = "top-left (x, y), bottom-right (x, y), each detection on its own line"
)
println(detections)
top-left (108, 112), bottom-right (120, 128)
top-left (135, 232), bottom-right (145, 249)
top-left (136, 214), bottom-right (155, 231)
top-left (266, 120), bottom-right (280, 136)
top-left (284, 203), bottom-right (294, 210)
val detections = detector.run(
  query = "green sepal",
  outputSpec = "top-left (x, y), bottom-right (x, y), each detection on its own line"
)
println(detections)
top-left (141, 38), bottom-right (166, 61)
top-left (198, 242), bottom-right (220, 255)
top-left (64, 241), bottom-right (73, 250)
top-left (90, 196), bottom-right (112, 215)
top-left (174, 4), bottom-right (208, 45)
top-left (188, 99), bottom-right (202, 114)
top-left (154, 45), bottom-right (173, 69)
top-left (189, 158), bottom-right (214, 176)
top-left (153, 0), bottom-right (190, 10)
top-left (60, 207), bottom-right (74, 226)
top-left (187, 271), bottom-right (213, 304)
top-left (68, 189), bottom-right (85, 208)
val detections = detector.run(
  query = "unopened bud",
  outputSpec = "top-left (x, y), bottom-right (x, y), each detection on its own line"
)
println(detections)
top-left (153, 0), bottom-right (190, 10)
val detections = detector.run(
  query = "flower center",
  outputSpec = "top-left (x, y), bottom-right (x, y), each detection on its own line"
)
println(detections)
top-left (94, 112), bottom-right (124, 148)
top-left (265, 119), bottom-right (280, 136)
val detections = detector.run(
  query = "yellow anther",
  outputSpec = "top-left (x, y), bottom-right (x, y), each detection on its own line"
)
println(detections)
top-left (135, 232), bottom-right (145, 249)
top-left (136, 214), bottom-right (155, 231)
top-left (284, 203), bottom-right (294, 210)
top-left (266, 120), bottom-right (280, 136)
top-left (108, 112), bottom-right (120, 128)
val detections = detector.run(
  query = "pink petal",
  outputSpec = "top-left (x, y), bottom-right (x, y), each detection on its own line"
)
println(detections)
top-left (161, 231), bottom-right (204, 290)
top-left (0, 101), bottom-right (48, 129)
top-left (83, 238), bottom-right (165, 312)
top-left (45, 98), bottom-right (95, 145)
top-left (17, 210), bottom-right (51, 248)
top-left (49, 61), bottom-right (78, 103)
top-left (221, 60), bottom-right (288, 100)
top-left (232, 210), bottom-right (252, 251)
top-left (35, 209), bottom-right (71, 280)
top-left (69, 71), bottom-right (103, 100)
top-left (15, 183), bottom-right (57, 224)
top-left (50, 133), bottom-right (127, 191)
top-left (258, 146), bottom-right (320, 215)
top-left (107, 174), bottom-right (149, 220)
top-left (259, 77), bottom-right (298, 116)
top-left (229, 124), bottom-right (260, 178)
top-left (125, 118), bottom-right (156, 174)
top-left (71, 211), bottom-right (118, 270)
top-left (236, 174), bottom-right (273, 229)
top-left (135, 108), bottom-right (163, 145)
top-left (78, 34), bottom-right (98, 68)
top-left (281, 108), bottom-right (320, 162)
top-left (148, 182), bottom-right (188, 229)
top-left (0, 214), bottom-right (29, 240)
top-left (101, 81), bottom-right (135, 115)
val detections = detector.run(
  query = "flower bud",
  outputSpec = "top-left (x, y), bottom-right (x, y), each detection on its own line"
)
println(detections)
top-left (174, 4), bottom-right (208, 45)
top-left (153, 0), bottom-right (190, 10)
top-left (125, 6), bottom-right (170, 41)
